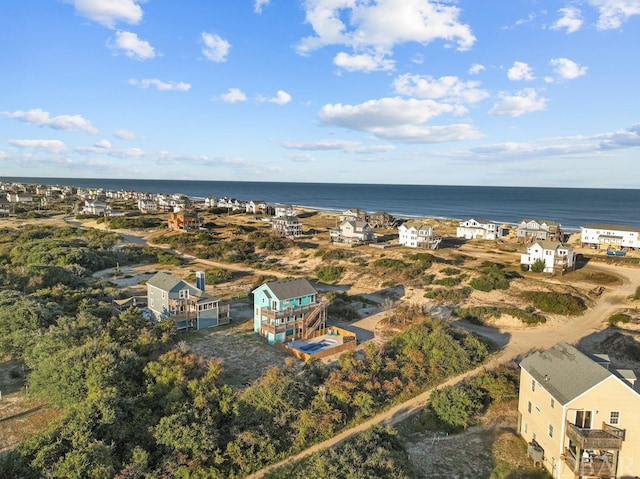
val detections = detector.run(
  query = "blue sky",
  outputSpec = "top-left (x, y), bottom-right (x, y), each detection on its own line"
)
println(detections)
top-left (1, 0), bottom-right (639, 187)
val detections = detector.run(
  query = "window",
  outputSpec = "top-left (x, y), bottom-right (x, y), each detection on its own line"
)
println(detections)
top-left (531, 379), bottom-right (536, 392)
top-left (548, 424), bottom-right (554, 438)
top-left (610, 411), bottom-right (620, 425)
top-left (524, 422), bottom-right (528, 434)
top-left (150, 299), bottom-right (154, 308)
top-left (528, 401), bottom-right (532, 414)
top-left (550, 398), bottom-right (555, 409)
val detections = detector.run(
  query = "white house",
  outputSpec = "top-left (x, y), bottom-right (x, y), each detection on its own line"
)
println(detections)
top-left (82, 200), bottom-right (108, 216)
top-left (246, 200), bottom-right (268, 214)
top-left (456, 218), bottom-right (501, 240)
top-left (330, 220), bottom-right (375, 245)
top-left (398, 221), bottom-right (441, 249)
top-left (520, 240), bottom-right (575, 274)
top-left (580, 224), bottom-right (640, 251)
top-left (274, 204), bottom-right (296, 218)
top-left (137, 199), bottom-right (159, 213)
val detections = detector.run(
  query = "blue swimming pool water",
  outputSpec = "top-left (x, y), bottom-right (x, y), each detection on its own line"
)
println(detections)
top-left (298, 339), bottom-right (337, 353)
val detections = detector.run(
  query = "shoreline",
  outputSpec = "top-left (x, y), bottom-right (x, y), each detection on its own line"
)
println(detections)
top-left (2, 178), bottom-right (636, 232)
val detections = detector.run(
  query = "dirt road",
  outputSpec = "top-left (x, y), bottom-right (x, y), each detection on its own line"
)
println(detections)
top-left (247, 262), bottom-right (640, 478)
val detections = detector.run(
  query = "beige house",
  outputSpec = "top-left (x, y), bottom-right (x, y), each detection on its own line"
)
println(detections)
top-left (329, 220), bottom-right (375, 245)
top-left (518, 342), bottom-right (640, 478)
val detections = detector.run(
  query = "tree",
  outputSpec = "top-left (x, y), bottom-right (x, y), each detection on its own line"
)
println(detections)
top-left (530, 258), bottom-right (546, 273)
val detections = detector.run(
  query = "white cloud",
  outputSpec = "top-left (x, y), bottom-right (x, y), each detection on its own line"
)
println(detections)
top-left (550, 58), bottom-right (588, 80)
top-left (297, 0), bottom-right (475, 57)
top-left (64, 0), bottom-right (144, 28)
top-left (8, 139), bottom-right (67, 153)
top-left (393, 74), bottom-right (489, 104)
top-left (2, 108), bottom-right (98, 134)
top-left (334, 51), bottom-right (395, 72)
top-left (94, 139), bottom-right (112, 149)
top-left (588, 0), bottom-right (640, 29)
top-left (551, 7), bottom-right (583, 33)
top-left (319, 97), bottom-right (455, 130)
top-left (220, 88), bottom-right (247, 103)
top-left (468, 63), bottom-right (485, 75)
top-left (129, 78), bottom-right (191, 91)
top-left (254, 0), bottom-right (270, 14)
top-left (317, 96), bottom-right (481, 143)
top-left (507, 61), bottom-right (535, 81)
top-left (110, 31), bottom-right (155, 60)
top-left (488, 89), bottom-right (548, 117)
top-left (268, 90), bottom-right (292, 105)
top-left (201, 32), bottom-right (231, 62)
top-left (114, 128), bottom-right (136, 140)
top-left (288, 153), bottom-right (316, 162)
top-left (281, 139), bottom-right (395, 153)
top-left (370, 123), bottom-right (483, 143)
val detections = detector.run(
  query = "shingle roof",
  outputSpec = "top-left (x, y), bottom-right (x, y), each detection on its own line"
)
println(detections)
top-left (262, 278), bottom-right (317, 300)
top-left (147, 272), bottom-right (182, 291)
top-left (520, 342), bottom-right (613, 405)
top-left (146, 272), bottom-right (211, 300)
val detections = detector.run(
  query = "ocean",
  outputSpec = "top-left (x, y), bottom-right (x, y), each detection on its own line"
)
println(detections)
top-left (3, 177), bottom-right (639, 231)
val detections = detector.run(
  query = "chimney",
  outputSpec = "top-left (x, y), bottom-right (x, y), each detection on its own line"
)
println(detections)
top-left (195, 271), bottom-right (205, 291)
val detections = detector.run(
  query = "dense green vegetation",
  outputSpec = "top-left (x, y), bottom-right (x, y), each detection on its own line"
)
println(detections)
top-left (420, 365), bottom-right (519, 432)
top-left (185, 267), bottom-right (233, 285)
top-left (100, 215), bottom-right (165, 229)
top-left (264, 426), bottom-right (413, 479)
top-left (469, 262), bottom-right (512, 292)
top-left (315, 265), bottom-right (345, 283)
top-left (524, 291), bottom-right (586, 316)
top-left (424, 286), bottom-right (473, 302)
top-left (1, 307), bottom-right (488, 478)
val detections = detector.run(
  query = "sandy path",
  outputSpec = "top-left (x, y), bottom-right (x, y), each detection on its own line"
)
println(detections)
top-left (246, 262), bottom-right (640, 478)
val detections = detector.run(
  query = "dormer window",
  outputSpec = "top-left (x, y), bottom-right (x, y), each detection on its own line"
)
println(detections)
top-left (179, 289), bottom-right (189, 299)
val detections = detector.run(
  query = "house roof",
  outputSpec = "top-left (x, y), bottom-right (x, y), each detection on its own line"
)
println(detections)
top-left (401, 220), bottom-right (432, 230)
top-left (520, 342), bottom-right (613, 405)
top-left (530, 240), bottom-right (572, 251)
top-left (582, 224), bottom-right (639, 233)
top-left (260, 278), bottom-right (317, 300)
top-left (463, 218), bottom-right (492, 224)
top-left (146, 272), bottom-right (212, 300)
top-left (519, 219), bottom-right (560, 226)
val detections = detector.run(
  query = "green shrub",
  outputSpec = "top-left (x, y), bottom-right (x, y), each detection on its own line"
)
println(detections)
top-left (434, 276), bottom-right (462, 287)
top-left (422, 274), bottom-right (435, 286)
top-left (634, 286), bottom-right (640, 301)
top-left (530, 259), bottom-right (546, 273)
top-left (524, 291), bottom-right (586, 316)
top-left (441, 267), bottom-right (461, 276)
top-left (453, 307), bottom-right (501, 325)
top-left (315, 265), bottom-right (345, 283)
top-left (608, 313), bottom-right (631, 325)
top-left (424, 287), bottom-right (472, 302)
top-left (374, 258), bottom-right (408, 271)
top-left (503, 307), bottom-right (546, 325)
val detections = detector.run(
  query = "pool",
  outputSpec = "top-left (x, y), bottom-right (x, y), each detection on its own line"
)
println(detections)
top-left (298, 339), bottom-right (337, 354)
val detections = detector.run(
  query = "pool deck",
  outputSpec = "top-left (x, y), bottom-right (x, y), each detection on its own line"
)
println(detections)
top-left (289, 334), bottom-right (345, 355)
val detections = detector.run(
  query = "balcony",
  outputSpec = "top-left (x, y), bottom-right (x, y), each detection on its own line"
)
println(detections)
top-left (565, 422), bottom-right (624, 450)
top-left (563, 448), bottom-right (616, 478)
